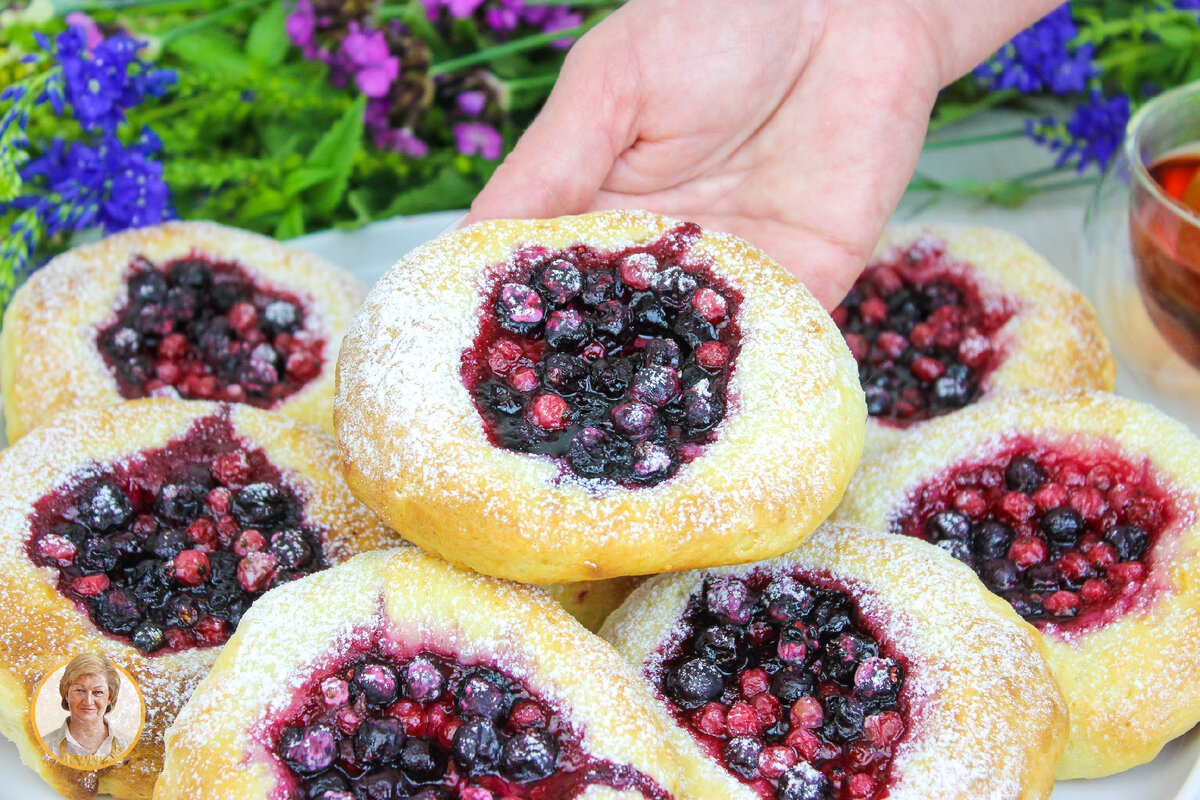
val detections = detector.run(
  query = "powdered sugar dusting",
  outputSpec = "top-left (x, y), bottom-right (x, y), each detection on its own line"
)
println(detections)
top-left (601, 522), bottom-right (1066, 800)
top-left (0, 221), bottom-right (365, 440)
top-left (335, 211), bottom-right (865, 583)
top-left (0, 399), bottom-right (400, 799)
top-left (862, 225), bottom-right (1114, 453)
top-left (836, 388), bottom-right (1200, 778)
top-left (157, 547), bottom-right (682, 800)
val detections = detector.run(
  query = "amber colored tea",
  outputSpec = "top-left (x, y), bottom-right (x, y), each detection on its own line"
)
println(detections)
top-left (1132, 147), bottom-right (1200, 369)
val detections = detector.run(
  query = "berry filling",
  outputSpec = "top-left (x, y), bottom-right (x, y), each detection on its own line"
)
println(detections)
top-left (832, 237), bottom-right (1017, 427)
top-left (96, 256), bottom-right (325, 406)
top-left (462, 223), bottom-right (743, 487)
top-left (891, 437), bottom-right (1178, 632)
top-left (650, 573), bottom-right (907, 800)
top-left (267, 647), bottom-right (669, 800)
top-left (27, 411), bottom-right (328, 654)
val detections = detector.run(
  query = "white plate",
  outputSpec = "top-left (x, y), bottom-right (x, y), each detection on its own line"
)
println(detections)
top-left (3, 203), bottom-right (1200, 798)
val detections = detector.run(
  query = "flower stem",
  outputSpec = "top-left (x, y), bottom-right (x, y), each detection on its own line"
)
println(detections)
top-left (52, 0), bottom-right (227, 12)
top-left (928, 89), bottom-right (1019, 133)
top-left (158, 0), bottom-right (272, 45)
top-left (924, 128), bottom-right (1025, 150)
top-left (430, 24), bottom-right (590, 76)
top-left (501, 73), bottom-right (559, 93)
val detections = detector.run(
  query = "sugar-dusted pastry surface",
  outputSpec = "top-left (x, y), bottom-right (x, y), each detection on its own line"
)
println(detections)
top-left (0, 221), bottom-right (365, 440)
top-left (836, 389), bottom-right (1200, 778)
top-left (602, 522), bottom-right (1067, 800)
top-left (336, 210), bottom-right (865, 583)
top-left (837, 225), bottom-right (1114, 453)
top-left (155, 547), bottom-right (683, 800)
top-left (0, 399), bottom-right (401, 799)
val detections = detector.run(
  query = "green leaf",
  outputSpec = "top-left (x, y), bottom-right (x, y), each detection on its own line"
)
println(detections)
top-left (282, 167), bottom-right (335, 197)
top-left (247, 0), bottom-right (290, 67)
top-left (166, 29), bottom-right (255, 80)
top-left (304, 94), bottom-right (367, 215)
top-left (381, 164), bottom-right (479, 217)
top-left (237, 188), bottom-right (290, 223)
top-left (346, 188), bottom-right (374, 224)
top-left (275, 203), bottom-right (306, 239)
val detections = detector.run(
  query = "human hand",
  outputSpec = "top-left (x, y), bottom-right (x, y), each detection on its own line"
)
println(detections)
top-left (465, 0), bottom-right (1056, 307)
top-left (465, 0), bottom-right (944, 307)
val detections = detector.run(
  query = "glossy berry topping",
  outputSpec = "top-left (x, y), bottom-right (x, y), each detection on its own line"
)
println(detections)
top-left (651, 572), bottom-right (907, 800)
top-left (96, 256), bottom-right (325, 406)
top-left (26, 411), bottom-right (327, 654)
top-left (832, 237), bottom-right (1017, 427)
top-left (268, 649), bottom-right (668, 800)
top-left (463, 224), bottom-right (743, 487)
top-left (892, 437), bottom-right (1178, 632)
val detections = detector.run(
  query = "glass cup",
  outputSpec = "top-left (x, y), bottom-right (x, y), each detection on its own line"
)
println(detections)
top-left (1084, 80), bottom-right (1200, 431)
top-left (1125, 82), bottom-right (1200, 369)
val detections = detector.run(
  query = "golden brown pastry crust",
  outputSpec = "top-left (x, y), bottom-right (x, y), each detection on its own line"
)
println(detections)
top-left (335, 210), bottom-right (866, 584)
top-left (542, 577), bottom-right (645, 633)
top-left (861, 225), bottom-right (1115, 453)
top-left (0, 221), bottom-right (365, 441)
top-left (0, 399), bottom-right (403, 799)
top-left (154, 547), bottom-right (683, 800)
top-left (835, 389), bottom-right (1200, 778)
top-left (601, 522), bottom-right (1068, 800)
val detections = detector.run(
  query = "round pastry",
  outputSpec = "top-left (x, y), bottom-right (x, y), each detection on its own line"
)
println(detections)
top-left (0, 399), bottom-right (402, 800)
top-left (0, 221), bottom-right (365, 440)
top-left (835, 389), bottom-right (1200, 778)
top-left (154, 546), bottom-right (683, 800)
top-left (335, 210), bottom-right (865, 584)
top-left (541, 577), bottom-right (644, 633)
top-left (600, 522), bottom-right (1067, 800)
top-left (832, 225), bottom-right (1114, 452)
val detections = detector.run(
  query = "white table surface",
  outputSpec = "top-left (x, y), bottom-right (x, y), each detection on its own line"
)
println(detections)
top-left (4, 121), bottom-right (1200, 799)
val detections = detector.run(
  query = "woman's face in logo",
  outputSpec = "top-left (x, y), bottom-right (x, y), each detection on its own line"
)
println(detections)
top-left (67, 674), bottom-right (110, 720)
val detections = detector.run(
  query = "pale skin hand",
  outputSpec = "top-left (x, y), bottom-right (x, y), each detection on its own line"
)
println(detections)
top-left (465, 0), bottom-right (1060, 308)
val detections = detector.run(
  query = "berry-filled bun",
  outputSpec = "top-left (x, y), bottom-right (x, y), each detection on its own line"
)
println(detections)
top-left (154, 547), bottom-right (683, 800)
top-left (601, 522), bottom-right (1067, 800)
top-left (0, 400), bottom-right (402, 799)
top-left (832, 225), bottom-right (1114, 452)
top-left (0, 221), bottom-right (365, 440)
top-left (335, 210), bottom-right (865, 584)
top-left (836, 389), bottom-right (1200, 778)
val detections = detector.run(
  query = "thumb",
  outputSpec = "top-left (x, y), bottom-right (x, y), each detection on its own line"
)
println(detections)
top-left (465, 32), bottom-right (638, 225)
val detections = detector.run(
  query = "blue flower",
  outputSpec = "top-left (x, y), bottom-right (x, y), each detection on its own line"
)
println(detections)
top-left (10, 130), bottom-right (172, 236)
top-left (42, 27), bottom-right (176, 133)
top-left (1026, 91), bottom-right (1131, 173)
top-left (975, 4), bottom-right (1097, 95)
top-left (1177, 0), bottom-right (1200, 10)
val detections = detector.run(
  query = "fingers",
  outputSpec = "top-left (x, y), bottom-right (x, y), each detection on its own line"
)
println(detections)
top-left (693, 214), bottom-right (869, 309)
top-left (464, 27), bottom-right (639, 226)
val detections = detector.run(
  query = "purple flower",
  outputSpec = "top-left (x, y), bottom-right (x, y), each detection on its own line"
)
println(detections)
top-left (339, 23), bottom-right (400, 98)
top-left (424, 0), bottom-right (488, 19)
top-left (65, 12), bottom-right (104, 51)
top-left (286, 0), bottom-right (319, 58)
top-left (975, 4), bottom-right (1096, 95)
top-left (1026, 91), bottom-right (1131, 172)
top-left (374, 126), bottom-right (430, 157)
top-left (457, 90), bottom-right (487, 115)
top-left (484, 0), bottom-right (523, 31)
top-left (537, 7), bottom-right (583, 48)
top-left (453, 121), bottom-right (503, 159)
